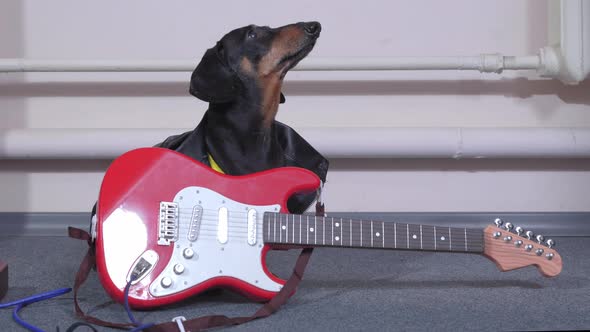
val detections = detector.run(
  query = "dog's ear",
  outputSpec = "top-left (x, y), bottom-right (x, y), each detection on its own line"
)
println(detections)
top-left (189, 44), bottom-right (239, 103)
top-left (280, 92), bottom-right (286, 104)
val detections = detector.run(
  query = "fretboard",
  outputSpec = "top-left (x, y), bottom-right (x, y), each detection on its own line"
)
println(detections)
top-left (263, 213), bottom-right (484, 253)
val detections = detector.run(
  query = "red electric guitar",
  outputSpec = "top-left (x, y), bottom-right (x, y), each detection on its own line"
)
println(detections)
top-left (94, 148), bottom-right (562, 309)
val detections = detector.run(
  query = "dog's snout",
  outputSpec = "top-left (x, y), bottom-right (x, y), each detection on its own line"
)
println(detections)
top-left (303, 22), bottom-right (321, 36)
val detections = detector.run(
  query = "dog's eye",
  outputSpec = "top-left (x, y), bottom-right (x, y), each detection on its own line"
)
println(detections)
top-left (247, 30), bottom-right (257, 39)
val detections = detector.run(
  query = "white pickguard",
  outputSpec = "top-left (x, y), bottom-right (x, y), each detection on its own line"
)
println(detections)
top-left (149, 186), bottom-right (282, 297)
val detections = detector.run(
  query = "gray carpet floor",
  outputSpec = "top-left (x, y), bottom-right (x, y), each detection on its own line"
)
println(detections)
top-left (0, 235), bottom-right (589, 331)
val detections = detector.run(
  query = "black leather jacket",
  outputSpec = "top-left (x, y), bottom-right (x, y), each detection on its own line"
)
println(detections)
top-left (154, 114), bottom-right (329, 214)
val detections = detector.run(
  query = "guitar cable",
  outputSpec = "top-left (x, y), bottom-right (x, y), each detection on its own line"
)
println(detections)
top-left (0, 287), bottom-right (72, 331)
top-left (1, 285), bottom-right (153, 332)
top-left (1, 269), bottom-right (158, 331)
top-left (124, 276), bottom-right (155, 332)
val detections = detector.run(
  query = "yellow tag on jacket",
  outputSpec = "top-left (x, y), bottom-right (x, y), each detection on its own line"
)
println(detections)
top-left (208, 154), bottom-right (224, 174)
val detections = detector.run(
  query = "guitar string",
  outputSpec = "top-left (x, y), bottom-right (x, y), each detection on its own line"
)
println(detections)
top-left (171, 222), bottom-right (493, 245)
top-left (153, 218), bottom-right (541, 252)
top-left (170, 214), bottom-right (485, 237)
top-left (167, 224), bottom-right (485, 250)
top-left (155, 229), bottom-right (547, 257)
top-left (163, 208), bottom-right (491, 240)
top-left (145, 211), bottom-right (531, 251)
top-left (171, 211), bottom-right (485, 233)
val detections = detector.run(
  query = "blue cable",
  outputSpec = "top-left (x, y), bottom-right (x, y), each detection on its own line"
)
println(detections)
top-left (13, 303), bottom-right (44, 332)
top-left (124, 278), bottom-right (156, 331)
top-left (124, 280), bottom-right (140, 325)
top-left (1, 287), bottom-right (72, 332)
top-left (2, 278), bottom-right (159, 331)
top-left (0, 287), bottom-right (71, 309)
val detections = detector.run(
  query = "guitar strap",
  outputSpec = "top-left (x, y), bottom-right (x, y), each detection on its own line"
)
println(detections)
top-left (68, 200), bottom-right (325, 331)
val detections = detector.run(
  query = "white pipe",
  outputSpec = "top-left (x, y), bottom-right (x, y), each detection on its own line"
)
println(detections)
top-left (1, 128), bottom-right (588, 159)
top-left (0, 54), bottom-right (540, 73)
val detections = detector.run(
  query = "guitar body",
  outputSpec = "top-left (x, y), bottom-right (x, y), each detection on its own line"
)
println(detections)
top-left (95, 147), bottom-right (320, 309)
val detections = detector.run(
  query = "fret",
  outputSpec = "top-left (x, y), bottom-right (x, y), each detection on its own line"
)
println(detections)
top-left (305, 216), bottom-right (309, 244)
top-left (464, 228), bottom-right (467, 252)
top-left (314, 216), bottom-right (317, 245)
top-left (336, 218), bottom-right (341, 246)
top-left (267, 214), bottom-right (271, 241)
top-left (285, 214), bottom-right (288, 243)
top-left (331, 218), bottom-right (334, 246)
top-left (382, 222), bottom-right (385, 248)
top-left (273, 213), bottom-right (277, 242)
top-left (448, 227), bottom-right (452, 251)
top-left (317, 216), bottom-right (325, 246)
top-left (383, 222), bottom-right (393, 249)
top-left (359, 220), bottom-right (363, 247)
top-left (434, 226), bottom-right (449, 251)
top-left (370, 221), bottom-right (374, 247)
top-left (279, 213), bottom-right (282, 244)
top-left (421, 225), bottom-right (435, 251)
top-left (341, 218), bottom-right (350, 247)
top-left (361, 220), bottom-right (372, 248)
top-left (338, 218), bottom-right (343, 246)
top-left (262, 217), bottom-right (270, 240)
top-left (465, 229), bottom-right (484, 252)
top-left (299, 215), bottom-right (302, 245)
top-left (322, 218), bottom-right (326, 245)
top-left (408, 224), bottom-right (422, 250)
top-left (349, 219), bottom-right (352, 247)
top-left (450, 228), bottom-right (465, 252)
top-left (350, 219), bottom-right (360, 247)
top-left (434, 226), bottom-right (437, 250)
top-left (420, 225), bottom-right (423, 249)
top-left (292, 214), bottom-right (295, 244)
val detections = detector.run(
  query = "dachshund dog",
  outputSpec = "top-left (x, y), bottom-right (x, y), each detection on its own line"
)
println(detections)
top-left (157, 21), bottom-right (329, 213)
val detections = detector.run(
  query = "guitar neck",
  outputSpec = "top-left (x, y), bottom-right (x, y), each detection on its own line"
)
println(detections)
top-left (263, 213), bottom-right (484, 253)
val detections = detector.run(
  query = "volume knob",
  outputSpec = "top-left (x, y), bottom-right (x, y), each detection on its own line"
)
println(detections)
top-left (174, 264), bottom-right (185, 275)
top-left (161, 276), bottom-right (172, 288)
top-left (183, 248), bottom-right (194, 259)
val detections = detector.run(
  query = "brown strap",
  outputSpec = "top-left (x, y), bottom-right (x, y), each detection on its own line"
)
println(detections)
top-left (68, 227), bottom-right (135, 329)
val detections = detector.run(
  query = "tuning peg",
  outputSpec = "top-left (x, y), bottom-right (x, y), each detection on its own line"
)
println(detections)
top-left (525, 230), bottom-right (534, 240)
top-left (515, 226), bottom-right (524, 236)
top-left (494, 218), bottom-right (503, 227)
top-left (504, 222), bottom-right (513, 232)
top-left (536, 234), bottom-right (545, 244)
top-left (546, 239), bottom-right (555, 248)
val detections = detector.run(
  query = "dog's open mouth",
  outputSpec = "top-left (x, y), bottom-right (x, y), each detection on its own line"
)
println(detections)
top-left (278, 41), bottom-right (316, 76)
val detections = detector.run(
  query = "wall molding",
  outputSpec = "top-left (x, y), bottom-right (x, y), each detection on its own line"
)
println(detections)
top-left (1, 212), bottom-right (589, 237)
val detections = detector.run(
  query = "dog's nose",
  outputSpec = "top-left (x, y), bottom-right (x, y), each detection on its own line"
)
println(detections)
top-left (303, 22), bottom-right (321, 36)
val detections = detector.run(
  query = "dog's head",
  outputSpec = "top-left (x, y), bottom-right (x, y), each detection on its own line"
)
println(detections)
top-left (189, 22), bottom-right (321, 106)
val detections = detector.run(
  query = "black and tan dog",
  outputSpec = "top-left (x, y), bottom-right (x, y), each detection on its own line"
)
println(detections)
top-left (156, 22), bottom-right (329, 214)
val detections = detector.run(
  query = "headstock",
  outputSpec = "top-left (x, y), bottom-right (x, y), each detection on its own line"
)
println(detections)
top-left (482, 218), bottom-right (562, 277)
